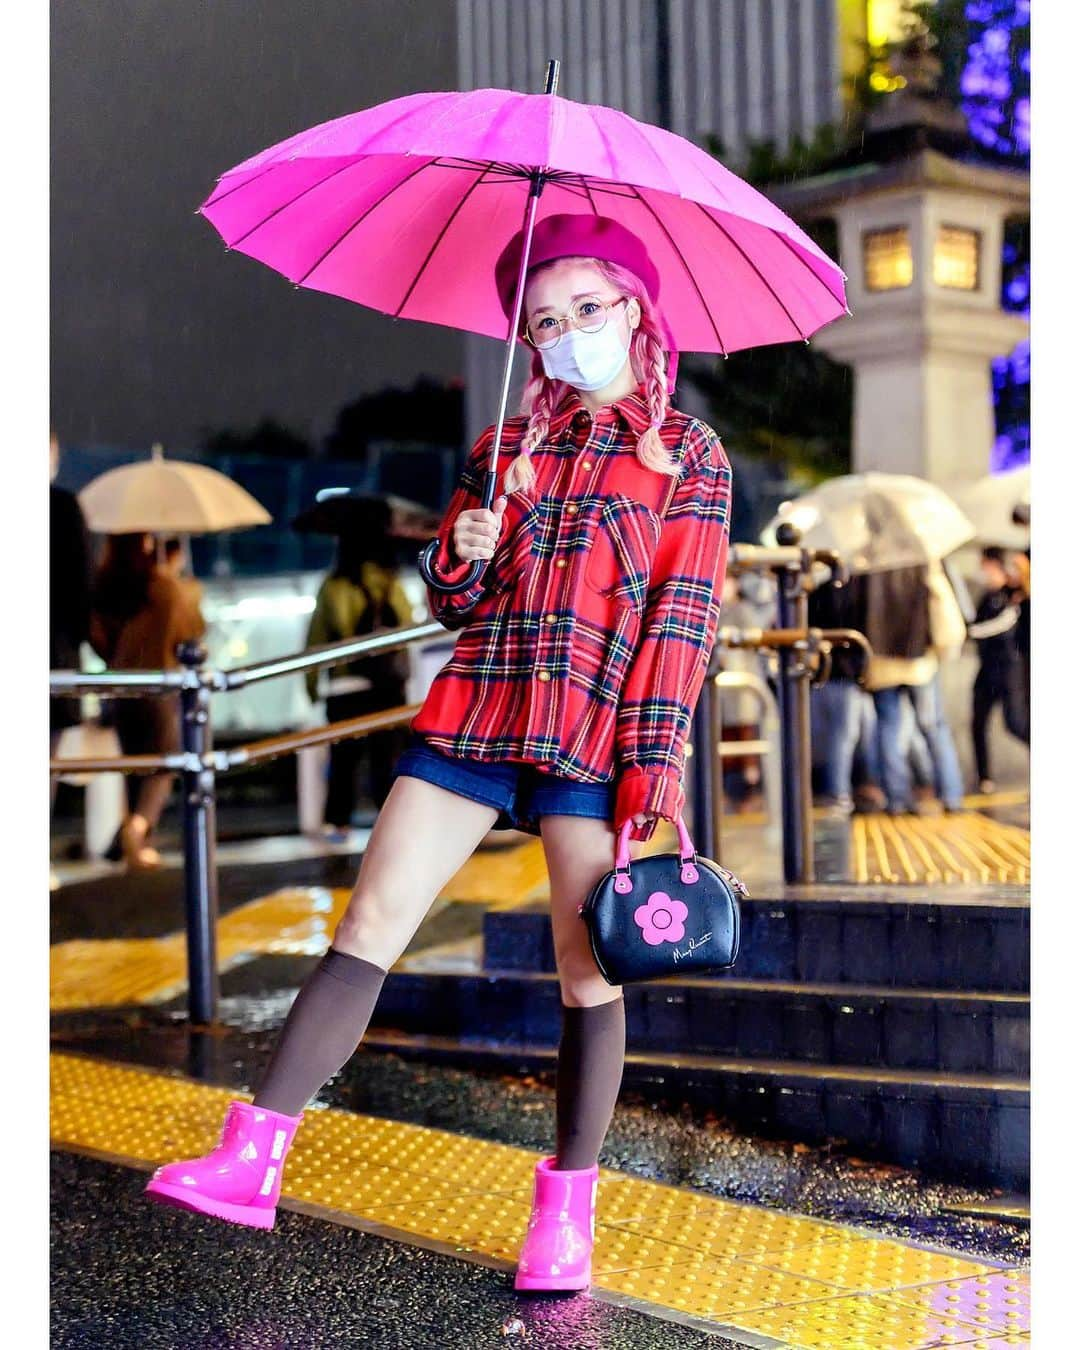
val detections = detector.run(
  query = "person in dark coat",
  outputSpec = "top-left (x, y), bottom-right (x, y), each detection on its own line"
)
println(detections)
top-left (49, 430), bottom-right (92, 764)
top-left (808, 574), bottom-right (870, 814)
top-left (304, 510), bottom-right (413, 835)
top-left (969, 547), bottom-right (1029, 791)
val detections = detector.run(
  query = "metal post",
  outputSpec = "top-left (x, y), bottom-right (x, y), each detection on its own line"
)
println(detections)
top-left (689, 675), bottom-right (716, 860)
top-left (774, 525), bottom-right (815, 884)
top-left (179, 642), bottom-right (219, 1025)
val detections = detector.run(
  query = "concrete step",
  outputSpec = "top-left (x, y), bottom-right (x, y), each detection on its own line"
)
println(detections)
top-left (375, 967), bottom-right (1029, 1076)
top-left (483, 886), bottom-right (1030, 992)
top-left (359, 1027), bottom-right (1029, 1190)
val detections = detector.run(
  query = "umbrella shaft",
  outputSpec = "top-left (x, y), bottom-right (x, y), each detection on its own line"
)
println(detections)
top-left (484, 60), bottom-right (560, 501)
top-left (485, 174), bottom-right (548, 503)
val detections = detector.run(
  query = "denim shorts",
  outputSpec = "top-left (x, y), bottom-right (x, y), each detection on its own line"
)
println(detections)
top-left (393, 732), bottom-right (615, 836)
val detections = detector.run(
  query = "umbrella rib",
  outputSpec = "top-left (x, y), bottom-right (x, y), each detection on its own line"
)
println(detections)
top-left (202, 162), bottom-right (281, 212)
top-left (227, 159), bottom-right (368, 252)
top-left (293, 157), bottom-right (437, 288)
top-left (393, 162), bottom-right (492, 319)
top-left (694, 204), bottom-right (810, 342)
top-left (768, 226), bottom-right (848, 310)
top-left (626, 185), bottom-right (728, 356)
top-left (580, 177), bottom-right (602, 219)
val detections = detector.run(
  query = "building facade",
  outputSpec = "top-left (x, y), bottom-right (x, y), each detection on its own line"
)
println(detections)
top-left (456, 0), bottom-right (867, 443)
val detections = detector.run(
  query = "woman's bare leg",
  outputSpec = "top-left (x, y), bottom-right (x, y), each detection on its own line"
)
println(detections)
top-left (332, 772), bottom-right (499, 966)
top-left (253, 774), bottom-right (498, 1114)
top-left (541, 814), bottom-right (629, 1170)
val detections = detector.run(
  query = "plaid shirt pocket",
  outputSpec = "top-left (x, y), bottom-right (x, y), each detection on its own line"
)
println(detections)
top-left (585, 496), bottom-right (663, 614)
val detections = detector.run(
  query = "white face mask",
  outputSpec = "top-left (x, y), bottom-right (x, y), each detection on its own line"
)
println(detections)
top-left (539, 321), bottom-right (633, 391)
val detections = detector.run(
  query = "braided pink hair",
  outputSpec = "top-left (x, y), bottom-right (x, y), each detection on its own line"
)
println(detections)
top-left (502, 257), bottom-right (679, 497)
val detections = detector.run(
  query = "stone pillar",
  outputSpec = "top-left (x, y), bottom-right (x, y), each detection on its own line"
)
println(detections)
top-left (812, 178), bottom-right (1028, 490)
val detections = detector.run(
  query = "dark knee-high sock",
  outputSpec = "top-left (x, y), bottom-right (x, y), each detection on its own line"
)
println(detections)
top-left (555, 997), bottom-right (626, 1170)
top-left (253, 949), bottom-right (386, 1117)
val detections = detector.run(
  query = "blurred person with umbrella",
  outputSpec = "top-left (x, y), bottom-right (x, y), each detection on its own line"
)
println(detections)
top-left (967, 546), bottom-right (1029, 793)
top-left (89, 532), bottom-right (206, 868)
top-left (144, 69), bottom-right (846, 1294)
top-left (297, 496), bottom-right (414, 836)
top-left (80, 445), bottom-right (268, 867)
top-left (768, 479), bottom-right (974, 816)
top-left (1009, 502), bottom-right (1032, 740)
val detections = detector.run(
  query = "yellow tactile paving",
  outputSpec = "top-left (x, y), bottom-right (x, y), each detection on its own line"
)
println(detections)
top-left (852, 813), bottom-right (1029, 885)
top-left (883, 1271), bottom-right (1031, 1338)
top-left (49, 1053), bottom-right (1026, 1343)
top-left (50, 887), bottom-right (349, 1011)
top-left (726, 1290), bottom-right (1015, 1349)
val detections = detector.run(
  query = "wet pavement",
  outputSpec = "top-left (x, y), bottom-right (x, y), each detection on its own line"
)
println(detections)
top-left (52, 1152), bottom-right (734, 1350)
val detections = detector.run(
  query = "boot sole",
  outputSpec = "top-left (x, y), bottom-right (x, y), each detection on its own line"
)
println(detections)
top-left (514, 1271), bottom-right (591, 1292)
top-left (144, 1179), bottom-right (276, 1230)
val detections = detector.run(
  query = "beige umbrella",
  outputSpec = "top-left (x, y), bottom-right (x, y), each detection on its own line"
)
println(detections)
top-left (79, 444), bottom-right (272, 535)
top-left (762, 472), bottom-right (975, 574)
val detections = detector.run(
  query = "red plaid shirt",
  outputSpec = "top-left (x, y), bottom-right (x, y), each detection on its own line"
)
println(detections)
top-left (411, 382), bottom-right (732, 842)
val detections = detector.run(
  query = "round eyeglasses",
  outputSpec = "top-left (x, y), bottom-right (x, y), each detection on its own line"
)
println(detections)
top-left (523, 294), bottom-right (630, 350)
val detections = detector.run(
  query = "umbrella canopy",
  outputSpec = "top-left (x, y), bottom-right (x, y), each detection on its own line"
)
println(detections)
top-left (952, 465), bottom-right (1031, 549)
top-left (199, 64), bottom-right (848, 595)
top-left (292, 491), bottom-right (440, 540)
top-left (79, 445), bottom-right (272, 535)
top-left (199, 86), bottom-right (847, 360)
top-left (762, 473), bottom-right (976, 574)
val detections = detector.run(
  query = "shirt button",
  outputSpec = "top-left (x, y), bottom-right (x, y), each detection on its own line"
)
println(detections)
top-left (537, 669), bottom-right (551, 682)
top-left (545, 613), bottom-right (557, 624)
top-left (581, 460), bottom-right (593, 471)
top-left (566, 503), bottom-right (578, 515)
top-left (573, 411), bottom-right (590, 428)
top-left (555, 558), bottom-right (567, 569)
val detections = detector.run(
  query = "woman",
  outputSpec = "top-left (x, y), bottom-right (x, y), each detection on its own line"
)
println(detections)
top-left (90, 533), bottom-right (206, 869)
top-left (305, 511), bottom-right (413, 833)
top-left (145, 215), bottom-right (732, 1293)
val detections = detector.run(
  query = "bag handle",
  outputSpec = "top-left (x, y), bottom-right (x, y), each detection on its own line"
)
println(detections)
top-left (612, 816), bottom-right (698, 893)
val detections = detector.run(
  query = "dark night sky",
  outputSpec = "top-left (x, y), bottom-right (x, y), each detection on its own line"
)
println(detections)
top-left (50, 0), bottom-right (466, 452)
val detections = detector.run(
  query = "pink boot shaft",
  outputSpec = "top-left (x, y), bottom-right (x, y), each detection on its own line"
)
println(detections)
top-left (514, 1157), bottom-right (598, 1292)
top-left (144, 1100), bottom-right (302, 1229)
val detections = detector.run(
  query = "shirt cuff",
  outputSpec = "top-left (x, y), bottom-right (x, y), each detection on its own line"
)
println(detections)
top-left (432, 533), bottom-right (475, 586)
top-left (614, 766), bottom-right (686, 843)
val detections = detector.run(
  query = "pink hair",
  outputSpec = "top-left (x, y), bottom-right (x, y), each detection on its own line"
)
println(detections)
top-left (502, 257), bottom-right (679, 497)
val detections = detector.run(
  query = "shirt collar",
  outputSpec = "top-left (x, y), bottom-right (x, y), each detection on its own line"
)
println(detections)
top-left (547, 383), bottom-right (656, 439)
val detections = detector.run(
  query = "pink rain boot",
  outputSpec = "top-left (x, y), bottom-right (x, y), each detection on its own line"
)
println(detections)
top-left (514, 1157), bottom-right (598, 1292)
top-left (144, 1100), bottom-right (302, 1230)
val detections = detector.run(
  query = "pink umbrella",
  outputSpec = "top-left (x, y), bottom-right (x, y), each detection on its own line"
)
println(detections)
top-left (199, 61), bottom-right (848, 590)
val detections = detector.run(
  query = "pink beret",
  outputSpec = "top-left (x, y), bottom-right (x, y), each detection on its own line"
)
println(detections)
top-left (494, 213), bottom-right (678, 394)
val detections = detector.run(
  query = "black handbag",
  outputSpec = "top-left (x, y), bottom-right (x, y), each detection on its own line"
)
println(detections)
top-left (580, 816), bottom-right (747, 985)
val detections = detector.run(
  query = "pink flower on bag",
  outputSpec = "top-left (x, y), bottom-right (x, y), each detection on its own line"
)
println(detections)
top-left (633, 890), bottom-right (688, 946)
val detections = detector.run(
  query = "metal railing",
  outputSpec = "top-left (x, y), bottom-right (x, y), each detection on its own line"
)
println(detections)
top-left (50, 621), bottom-right (443, 1026)
top-left (52, 526), bottom-right (870, 1020)
top-left (715, 526), bottom-right (873, 884)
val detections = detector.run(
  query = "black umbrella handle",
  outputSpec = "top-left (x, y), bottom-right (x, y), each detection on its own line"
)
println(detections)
top-left (418, 467), bottom-right (499, 595)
